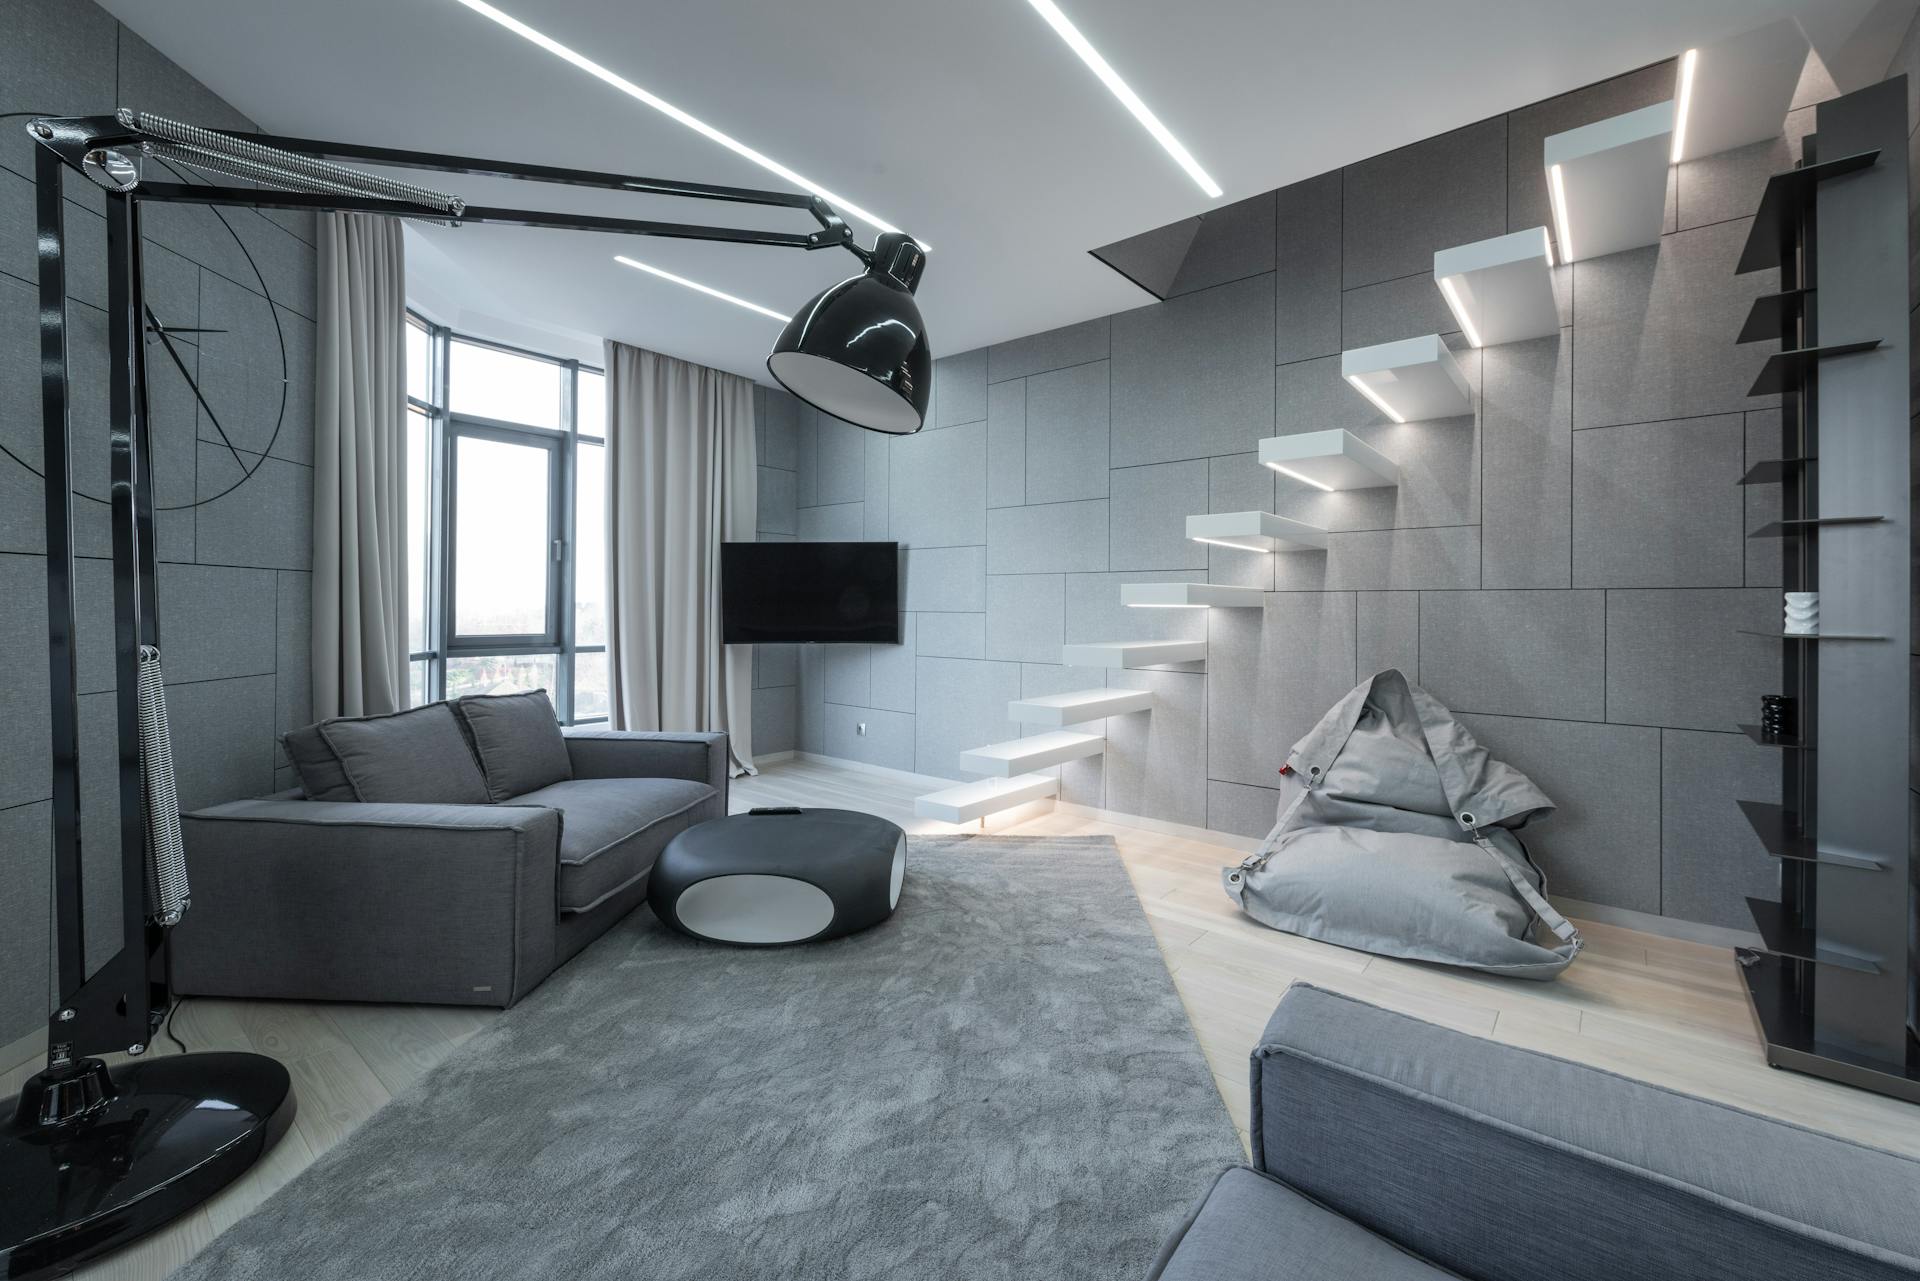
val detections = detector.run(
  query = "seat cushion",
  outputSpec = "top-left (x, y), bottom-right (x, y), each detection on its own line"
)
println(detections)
top-left (316, 704), bottom-right (490, 804)
top-left (509, 778), bottom-right (718, 914)
top-left (454, 689), bottom-right (573, 802)
top-left (1150, 1167), bottom-right (1453, 1281)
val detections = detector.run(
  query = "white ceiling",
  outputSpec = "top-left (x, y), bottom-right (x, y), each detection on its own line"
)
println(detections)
top-left (98, 0), bottom-right (1904, 381)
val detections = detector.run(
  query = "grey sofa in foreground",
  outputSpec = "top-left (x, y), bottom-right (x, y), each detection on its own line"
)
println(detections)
top-left (171, 730), bottom-right (728, 1008)
top-left (1150, 983), bottom-right (1920, 1280)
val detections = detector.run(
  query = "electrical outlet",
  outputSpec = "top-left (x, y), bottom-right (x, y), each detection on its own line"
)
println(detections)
top-left (857, 722), bottom-right (868, 736)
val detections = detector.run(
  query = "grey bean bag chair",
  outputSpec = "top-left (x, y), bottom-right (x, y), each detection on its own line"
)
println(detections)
top-left (1224, 669), bottom-right (1582, 980)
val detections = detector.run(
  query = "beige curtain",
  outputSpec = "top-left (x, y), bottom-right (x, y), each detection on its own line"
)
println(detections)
top-left (605, 341), bottom-right (757, 774)
top-left (312, 212), bottom-right (407, 720)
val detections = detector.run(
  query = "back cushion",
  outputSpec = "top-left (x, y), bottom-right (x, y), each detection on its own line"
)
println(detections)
top-left (454, 689), bottom-right (573, 802)
top-left (281, 723), bottom-right (357, 801)
top-left (318, 704), bottom-right (491, 804)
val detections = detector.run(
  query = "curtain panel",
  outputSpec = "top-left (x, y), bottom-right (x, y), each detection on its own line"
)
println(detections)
top-left (312, 212), bottom-right (407, 720)
top-left (604, 341), bottom-right (758, 774)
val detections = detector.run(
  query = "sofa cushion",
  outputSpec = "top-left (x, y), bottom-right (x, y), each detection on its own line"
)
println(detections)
top-left (508, 778), bottom-right (717, 914)
top-left (454, 689), bottom-right (573, 802)
top-left (1149, 1166), bottom-right (1452, 1281)
top-left (281, 723), bottom-right (356, 801)
top-left (318, 704), bottom-right (491, 804)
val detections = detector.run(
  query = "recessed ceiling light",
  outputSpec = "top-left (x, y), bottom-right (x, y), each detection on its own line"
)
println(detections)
top-left (614, 255), bottom-right (789, 322)
top-left (452, 0), bottom-right (917, 244)
top-left (1671, 48), bottom-right (1699, 163)
top-left (1022, 0), bottom-right (1222, 199)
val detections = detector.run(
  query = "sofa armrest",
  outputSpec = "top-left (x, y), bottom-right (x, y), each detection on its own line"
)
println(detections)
top-left (564, 729), bottom-right (728, 799)
top-left (169, 798), bottom-right (563, 1007)
top-left (1249, 983), bottom-right (1920, 1281)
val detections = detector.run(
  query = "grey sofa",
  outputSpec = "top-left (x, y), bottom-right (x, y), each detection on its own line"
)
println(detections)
top-left (170, 729), bottom-right (728, 1008)
top-left (1149, 983), bottom-right (1920, 1280)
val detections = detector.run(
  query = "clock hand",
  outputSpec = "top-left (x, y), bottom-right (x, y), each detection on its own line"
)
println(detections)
top-left (143, 303), bottom-right (248, 475)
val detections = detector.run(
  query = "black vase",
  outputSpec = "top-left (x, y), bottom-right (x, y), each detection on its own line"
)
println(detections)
top-left (1760, 694), bottom-right (1796, 742)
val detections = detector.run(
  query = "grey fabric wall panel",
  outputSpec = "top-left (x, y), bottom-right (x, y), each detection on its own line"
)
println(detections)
top-left (824, 702), bottom-right (915, 771)
top-left (1205, 452), bottom-right (1278, 589)
top-left (1285, 525), bottom-right (1480, 592)
top-left (754, 643), bottom-right (798, 690)
top-left (1023, 359), bottom-right (1110, 503)
top-left (1103, 669), bottom-right (1207, 828)
top-left (0, 1), bottom-right (323, 1045)
top-left (917, 612), bottom-right (986, 660)
top-left (932, 348), bottom-right (988, 428)
top-left (821, 644), bottom-right (871, 707)
top-left (1419, 590), bottom-right (1605, 720)
top-left (797, 646), bottom-right (826, 755)
top-left (1109, 460), bottom-right (1209, 571)
top-left (986, 574), bottom-right (1066, 664)
top-left (1572, 415), bottom-right (1745, 587)
top-left (1206, 593), bottom-right (1358, 787)
top-left (1065, 571), bottom-right (1207, 645)
top-left (862, 432), bottom-right (889, 539)
top-left (1169, 191), bottom-right (1277, 297)
top-left (1110, 273), bottom-right (1276, 467)
top-left (1454, 712), bottom-right (1663, 912)
top-left (889, 421), bottom-right (986, 547)
top-left (1356, 592), bottom-right (1419, 681)
top-left (902, 545), bottom-right (987, 612)
top-left (1341, 271), bottom-right (1463, 350)
top-left (1275, 352), bottom-right (1388, 434)
top-left (987, 500), bottom-right (1109, 574)
top-left (1274, 172), bottom-right (1344, 365)
top-left (1206, 778), bottom-right (1280, 839)
top-left (798, 501), bottom-right (862, 540)
top-left (1571, 220), bottom-right (1779, 428)
top-left (913, 657), bottom-right (1021, 779)
top-left (986, 378), bottom-right (1027, 508)
top-left (868, 614), bottom-right (916, 713)
top-left (1272, 414), bottom-right (1480, 533)
top-left (1675, 109), bottom-right (1813, 232)
top-left (1603, 589), bottom-right (1777, 731)
top-left (756, 385), bottom-right (800, 469)
top-left (1743, 409), bottom-right (1784, 588)
top-left (988, 316), bottom-right (1109, 384)
top-left (1660, 729), bottom-right (1782, 929)
top-left (1505, 61), bottom-right (1676, 235)
top-left (756, 466), bottom-right (797, 534)
top-left (1342, 117), bottom-right (1507, 289)
top-left (1482, 335), bottom-right (1573, 587)
top-left (815, 414), bottom-right (866, 504)
top-left (751, 685), bottom-right (796, 755)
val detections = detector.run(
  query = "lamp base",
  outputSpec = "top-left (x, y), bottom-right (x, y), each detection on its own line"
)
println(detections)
top-left (0, 1050), bottom-right (294, 1279)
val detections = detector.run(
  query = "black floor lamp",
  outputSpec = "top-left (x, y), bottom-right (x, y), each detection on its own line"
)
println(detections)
top-left (0, 110), bottom-right (931, 1279)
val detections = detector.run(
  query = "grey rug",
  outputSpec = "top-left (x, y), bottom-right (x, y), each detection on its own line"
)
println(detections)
top-left (173, 835), bottom-right (1242, 1280)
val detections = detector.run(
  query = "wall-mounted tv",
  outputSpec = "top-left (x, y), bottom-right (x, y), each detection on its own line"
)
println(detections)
top-left (722, 541), bottom-right (900, 644)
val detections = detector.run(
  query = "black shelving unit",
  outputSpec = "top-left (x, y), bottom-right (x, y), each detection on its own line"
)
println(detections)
top-left (1730, 78), bottom-right (1918, 1104)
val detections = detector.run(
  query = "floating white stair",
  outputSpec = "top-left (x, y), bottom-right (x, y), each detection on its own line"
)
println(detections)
top-left (1672, 21), bottom-right (1807, 163)
top-left (1060, 640), bottom-right (1208, 668)
top-left (959, 730), bottom-right (1105, 777)
top-left (914, 773), bottom-right (1058, 823)
top-left (1186, 510), bottom-right (1328, 553)
top-left (1258, 429), bottom-right (1399, 491)
top-left (1432, 227), bottom-right (1558, 347)
top-left (1122, 582), bottom-right (1263, 609)
top-left (1544, 101), bottom-right (1673, 262)
top-left (1008, 687), bottom-right (1154, 726)
top-left (1341, 334), bottom-right (1471, 423)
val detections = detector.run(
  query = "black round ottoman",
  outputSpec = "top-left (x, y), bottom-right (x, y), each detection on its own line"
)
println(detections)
top-left (648, 808), bottom-right (906, 945)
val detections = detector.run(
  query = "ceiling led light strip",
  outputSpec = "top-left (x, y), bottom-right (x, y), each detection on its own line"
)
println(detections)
top-left (1023, 0), bottom-right (1222, 198)
top-left (614, 255), bottom-right (790, 321)
top-left (451, 0), bottom-right (915, 243)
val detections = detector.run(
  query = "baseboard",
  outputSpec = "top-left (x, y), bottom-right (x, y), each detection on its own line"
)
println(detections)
top-left (1552, 897), bottom-right (1763, 952)
top-left (751, 750), bottom-right (796, 768)
top-left (1053, 799), bottom-right (1263, 855)
top-left (791, 751), bottom-right (961, 792)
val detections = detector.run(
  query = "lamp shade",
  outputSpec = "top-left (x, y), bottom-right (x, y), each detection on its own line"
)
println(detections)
top-left (768, 232), bottom-right (930, 435)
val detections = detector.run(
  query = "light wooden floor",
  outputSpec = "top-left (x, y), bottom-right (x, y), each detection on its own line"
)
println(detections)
top-left (11, 755), bottom-right (1919, 1279)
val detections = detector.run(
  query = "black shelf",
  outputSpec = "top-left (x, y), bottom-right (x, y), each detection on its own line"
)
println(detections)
top-left (1736, 799), bottom-right (1884, 870)
top-left (1737, 288), bottom-right (1813, 344)
top-left (1735, 950), bottom-right (1920, 1104)
top-left (1747, 897), bottom-right (1882, 972)
top-left (1747, 341), bottom-right (1883, 396)
top-left (1747, 514), bottom-right (1886, 537)
top-left (1736, 629), bottom-right (1888, 640)
top-left (1736, 457), bottom-right (1812, 485)
top-left (1735, 150), bottom-right (1882, 274)
top-left (1736, 723), bottom-right (1805, 749)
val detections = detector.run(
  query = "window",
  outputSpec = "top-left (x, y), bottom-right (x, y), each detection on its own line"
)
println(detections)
top-left (404, 314), bottom-right (609, 724)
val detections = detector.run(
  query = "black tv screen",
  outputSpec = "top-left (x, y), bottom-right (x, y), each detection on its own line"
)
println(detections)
top-left (722, 541), bottom-right (900, 644)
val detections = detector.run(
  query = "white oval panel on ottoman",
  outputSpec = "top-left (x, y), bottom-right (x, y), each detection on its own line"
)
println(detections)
top-left (647, 808), bottom-right (906, 945)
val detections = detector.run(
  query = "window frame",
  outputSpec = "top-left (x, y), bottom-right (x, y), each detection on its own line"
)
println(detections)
top-left (406, 313), bottom-right (608, 725)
